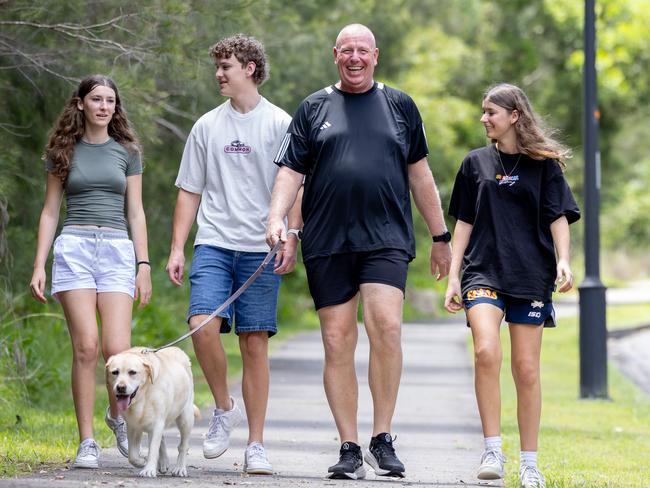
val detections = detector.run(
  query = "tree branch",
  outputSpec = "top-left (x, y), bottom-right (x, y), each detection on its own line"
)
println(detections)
top-left (154, 117), bottom-right (187, 142)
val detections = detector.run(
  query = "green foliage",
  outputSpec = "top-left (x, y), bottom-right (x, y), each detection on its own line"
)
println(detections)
top-left (1, 1), bottom-right (649, 476)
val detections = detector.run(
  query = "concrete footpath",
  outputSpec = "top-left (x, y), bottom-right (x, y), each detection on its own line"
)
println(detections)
top-left (1, 322), bottom-right (491, 488)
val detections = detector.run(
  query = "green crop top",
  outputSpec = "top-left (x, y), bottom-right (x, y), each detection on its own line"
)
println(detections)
top-left (47, 138), bottom-right (142, 231)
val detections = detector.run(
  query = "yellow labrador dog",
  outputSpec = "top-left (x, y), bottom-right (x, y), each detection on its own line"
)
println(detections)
top-left (106, 346), bottom-right (195, 477)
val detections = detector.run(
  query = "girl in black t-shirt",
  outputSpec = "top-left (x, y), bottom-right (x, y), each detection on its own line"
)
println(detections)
top-left (444, 84), bottom-right (579, 488)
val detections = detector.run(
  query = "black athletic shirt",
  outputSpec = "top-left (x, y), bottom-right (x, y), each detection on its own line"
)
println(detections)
top-left (448, 145), bottom-right (580, 301)
top-left (274, 82), bottom-right (428, 262)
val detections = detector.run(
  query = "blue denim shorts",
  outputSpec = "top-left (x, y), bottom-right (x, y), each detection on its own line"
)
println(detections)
top-left (188, 244), bottom-right (281, 336)
top-left (463, 288), bottom-right (556, 327)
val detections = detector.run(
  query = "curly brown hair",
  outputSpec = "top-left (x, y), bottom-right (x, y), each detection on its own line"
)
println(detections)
top-left (484, 83), bottom-right (571, 168)
top-left (43, 74), bottom-right (141, 182)
top-left (209, 34), bottom-right (268, 85)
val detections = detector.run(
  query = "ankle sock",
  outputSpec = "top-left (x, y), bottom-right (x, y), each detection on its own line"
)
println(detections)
top-left (484, 436), bottom-right (502, 452)
top-left (520, 450), bottom-right (538, 468)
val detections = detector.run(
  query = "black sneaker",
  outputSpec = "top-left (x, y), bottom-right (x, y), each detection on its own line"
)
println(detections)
top-left (328, 441), bottom-right (366, 479)
top-left (364, 433), bottom-right (405, 478)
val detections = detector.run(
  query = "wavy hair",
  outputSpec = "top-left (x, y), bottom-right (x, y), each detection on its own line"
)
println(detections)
top-left (484, 83), bottom-right (570, 168)
top-left (209, 34), bottom-right (269, 85)
top-left (43, 74), bottom-right (141, 182)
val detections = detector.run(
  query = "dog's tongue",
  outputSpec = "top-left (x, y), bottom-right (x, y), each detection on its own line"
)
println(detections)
top-left (116, 396), bottom-right (130, 412)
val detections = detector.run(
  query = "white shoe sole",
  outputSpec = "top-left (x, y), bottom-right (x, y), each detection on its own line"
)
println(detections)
top-left (364, 450), bottom-right (405, 478)
top-left (203, 445), bottom-right (228, 459)
top-left (73, 460), bottom-right (99, 469)
top-left (477, 466), bottom-right (504, 480)
top-left (244, 466), bottom-right (273, 475)
top-left (328, 465), bottom-right (366, 480)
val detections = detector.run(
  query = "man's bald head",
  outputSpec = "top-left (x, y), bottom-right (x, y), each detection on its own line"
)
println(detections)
top-left (333, 23), bottom-right (379, 93)
top-left (335, 23), bottom-right (376, 50)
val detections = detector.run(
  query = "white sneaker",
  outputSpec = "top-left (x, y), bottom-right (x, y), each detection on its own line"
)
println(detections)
top-left (105, 406), bottom-right (129, 458)
top-left (520, 465), bottom-right (546, 488)
top-left (477, 449), bottom-right (505, 479)
top-left (73, 438), bottom-right (100, 469)
top-left (244, 442), bottom-right (273, 475)
top-left (203, 396), bottom-right (244, 459)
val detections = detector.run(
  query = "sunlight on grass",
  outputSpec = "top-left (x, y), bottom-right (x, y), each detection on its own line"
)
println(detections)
top-left (497, 314), bottom-right (650, 487)
top-left (606, 303), bottom-right (650, 331)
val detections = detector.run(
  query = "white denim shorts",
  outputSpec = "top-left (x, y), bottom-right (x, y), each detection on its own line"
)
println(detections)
top-left (51, 227), bottom-right (135, 299)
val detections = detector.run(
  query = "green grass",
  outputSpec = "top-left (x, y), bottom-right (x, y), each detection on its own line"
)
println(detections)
top-left (606, 303), bottom-right (650, 331)
top-left (0, 272), bottom-right (320, 478)
top-left (496, 311), bottom-right (650, 487)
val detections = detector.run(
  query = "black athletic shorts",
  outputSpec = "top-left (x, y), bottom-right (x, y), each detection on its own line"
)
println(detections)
top-left (304, 248), bottom-right (410, 310)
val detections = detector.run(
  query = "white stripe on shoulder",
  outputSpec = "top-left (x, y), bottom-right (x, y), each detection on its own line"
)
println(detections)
top-left (377, 82), bottom-right (385, 90)
top-left (273, 133), bottom-right (291, 163)
top-left (324, 86), bottom-right (334, 94)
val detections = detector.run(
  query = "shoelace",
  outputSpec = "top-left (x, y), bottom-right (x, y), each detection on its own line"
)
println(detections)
top-left (247, 444), bottom-right (267, 461)
top-left (521, 465), bottom-right (545, 486)
top-left (482, 449), bottom-right (505, 466)
top-left (206, 412), bottom-right (228, 439)
top-left (116, 418), bottom-right (128, 444)
top-left (78, 440), bottom-right (99, 458)
top-left (373, 437), bottom-right (397, 459)
top-left (338, 448), bottom-right (360, 465)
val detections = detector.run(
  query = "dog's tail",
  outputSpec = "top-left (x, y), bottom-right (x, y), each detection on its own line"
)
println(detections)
top-left (193, 404), bottom-right (201, 420)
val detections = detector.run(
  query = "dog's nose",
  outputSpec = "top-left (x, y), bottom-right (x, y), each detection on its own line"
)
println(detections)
top-left (116, 384), bottom-right (127, 395)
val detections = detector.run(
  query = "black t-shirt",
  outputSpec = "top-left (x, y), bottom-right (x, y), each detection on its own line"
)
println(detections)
top-left (275, 82), bottom-right (428, 262)
top-left (448, 144), bottom-right (580, 301)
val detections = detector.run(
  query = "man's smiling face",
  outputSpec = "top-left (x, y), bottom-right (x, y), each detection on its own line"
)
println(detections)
top-left (334, 26), bottom-right (378, 94)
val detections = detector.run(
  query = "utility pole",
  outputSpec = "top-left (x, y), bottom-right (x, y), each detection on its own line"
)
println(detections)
top-left (578, 0), bottom-right (608, 399)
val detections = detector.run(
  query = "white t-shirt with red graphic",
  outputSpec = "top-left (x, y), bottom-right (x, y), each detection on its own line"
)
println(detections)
top-left (176, 97), bottom-right (291, 252)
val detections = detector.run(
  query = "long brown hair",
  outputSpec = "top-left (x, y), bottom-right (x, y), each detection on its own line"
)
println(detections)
top-left (43, 74), bottom-right (141, 182)
top-left (484, 83), bottom-right (570, 168)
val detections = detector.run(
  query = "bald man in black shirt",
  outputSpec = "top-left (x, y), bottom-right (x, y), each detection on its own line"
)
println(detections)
top-left (266, 23), bottom-right (451, 480)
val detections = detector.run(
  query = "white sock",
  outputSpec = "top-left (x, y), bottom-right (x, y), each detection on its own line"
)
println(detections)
top-left (484, 436), bottom-right (502, 452)
top-left (520, 451), bottom-right (538, 468)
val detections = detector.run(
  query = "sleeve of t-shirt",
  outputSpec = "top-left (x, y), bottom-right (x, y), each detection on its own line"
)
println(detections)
top-left (542, 161), bottom-right (580, 225)
top-left (272, 111), bottom-right (292, 165)
top-left (175, 124), bottom-right (206, 194)
top-left (274, 100), bottom-right (311, 175)
top-left (448, 157), bottom-right (477, 224)
top-left (126, 149), bottom-right (143, 176)
top-left (404, 94), bottom-right (429, 164)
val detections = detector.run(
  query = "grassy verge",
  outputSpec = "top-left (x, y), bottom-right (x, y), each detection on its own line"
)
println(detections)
top-left (0, 316), bottom-right (319, 478)
top-left (0, 267), bottom-right (319, 478)
top-left (606, 303), bottom-right (650, 331)
top-left (496, 309), bottom-right (650, 487)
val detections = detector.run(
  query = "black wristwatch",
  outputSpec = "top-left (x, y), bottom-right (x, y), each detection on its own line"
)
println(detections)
top-left (432, 231), bottom-right (451, 243)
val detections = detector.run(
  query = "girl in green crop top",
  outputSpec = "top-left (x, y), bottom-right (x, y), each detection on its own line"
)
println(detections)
top-left (30, 74), bottom-right (151, 468)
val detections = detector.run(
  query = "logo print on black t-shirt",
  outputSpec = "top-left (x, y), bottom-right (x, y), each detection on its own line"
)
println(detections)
top-left (496, 174), bottom-right (519, 186)
top-left (224, 140), bottom-right (252, 154)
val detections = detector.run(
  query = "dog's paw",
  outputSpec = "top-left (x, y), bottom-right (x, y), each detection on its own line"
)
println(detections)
top-left (139, 466), bottom-right (157, 478)
top-left (171, 464), bottom-right (188, 477)
top-left (157, 457), bottom-right (169, 474)
top-left (129, 455), bottom-right (146, 468)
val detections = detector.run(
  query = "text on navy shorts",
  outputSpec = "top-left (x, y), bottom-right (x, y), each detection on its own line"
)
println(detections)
top-left (188, 244), bottom-right (281, 336)
top-left (51, 226), bottom-right (135, 299)
top-left (463, 288), bottom-right (556, 327)
top-left (304, 248), bottom-right (410, 310)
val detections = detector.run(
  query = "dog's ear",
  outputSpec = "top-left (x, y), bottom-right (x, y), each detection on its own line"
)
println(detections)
top-left (105, 357), bottom-right (114, 385)
top-left (142, 356), bottom-right (159, 385)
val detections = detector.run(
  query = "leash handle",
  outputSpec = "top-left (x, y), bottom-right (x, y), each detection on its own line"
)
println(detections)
top-left (151, 240), bottom-right (282, 353)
